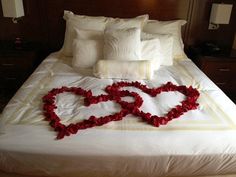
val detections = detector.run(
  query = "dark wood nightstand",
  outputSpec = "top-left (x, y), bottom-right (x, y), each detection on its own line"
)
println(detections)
top-left (0, 41), bottom-right (41, 112)
top-left (197, 56), bottom-right (236, 92)
top-left (189, 49), bottom-right (236, 103)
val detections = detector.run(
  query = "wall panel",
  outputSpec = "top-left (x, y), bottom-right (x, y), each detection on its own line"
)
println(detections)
top-left (0, 0), bottom-right (235, 52)
top-left (188, 0), bottom-right (236, 49)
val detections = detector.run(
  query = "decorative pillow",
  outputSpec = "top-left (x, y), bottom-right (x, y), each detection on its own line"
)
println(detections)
top-left (143, 20), bottom-right (187, 60)
top-left (61, 10), bottom-right (108, 56)
top-left (71, 29), bottom-right (104, 69)
top-left (93, 60), bottom-right (154, 80)
top-left (141, 32), bottom-right (174, 66)
top-left (103, 27), bottom-right (141, 61)
top-left (141, 38), bottom-right (163, 70)
top-left (106, 14), bottom-right (149, 29)
top-left (72, 39), bottom-right (103, 69)
top-left (75, 28), bottom-right (103, 40)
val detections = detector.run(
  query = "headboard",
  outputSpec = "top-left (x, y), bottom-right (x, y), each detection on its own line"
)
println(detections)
top-left (43, 0), bottom-right (194, 50)
top-left (1, 0), bottom-right (235, 53)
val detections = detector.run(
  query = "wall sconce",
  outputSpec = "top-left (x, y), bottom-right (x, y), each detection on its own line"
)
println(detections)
top-left (1, 0), bottom-right (24, 23)
top-left (208, 3), bottom-right (233, 30)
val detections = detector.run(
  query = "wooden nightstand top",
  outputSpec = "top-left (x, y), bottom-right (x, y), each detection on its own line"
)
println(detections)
top-left (0, 40), bottom-right (43, 66)
top-left (188, 46), bottom-right (236, 66)
top-left (0, 40), bottom-right (41, 54)
top-left (199, 55), bottom-right (236, 62)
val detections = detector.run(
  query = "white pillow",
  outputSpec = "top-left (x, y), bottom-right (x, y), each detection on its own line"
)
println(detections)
top-left (61, 10), bottom-right (108, 56)
top-left (106, 14), bottom-right (149, 29)
top-left (141, 32), bottom-right (174, 66)
top-left (93, 60), bottom-right (154, 80)
top-left (103, 28), bottom-right (141, 61)
top-left (75, 28), bottom-right (103, 40)
top-left (141, 38), bottom-right (163, 70)
top-left (72, 39), bottom-right (103, 69)
top-left (63, 11), bottom-right (108, 30)
top-left (143, 20), bottom-right (186, 60)
top-left (71, 29), bottom-right (104, 69)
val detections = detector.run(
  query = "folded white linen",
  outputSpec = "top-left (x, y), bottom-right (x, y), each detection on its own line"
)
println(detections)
top-left (93, 60), bottom-right (154, 80)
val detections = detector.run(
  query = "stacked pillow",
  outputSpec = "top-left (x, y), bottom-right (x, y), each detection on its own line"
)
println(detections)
top-left (143, 20), bottom-right (187, 60)
top-left (62, 11), bottom-right (108, 56)
top-left (141, 32), bottom-right (173, 66)
top-left (61, 10), bottom-right (187, 80)
top-left (72, 29), bottom-right (103, 69)
top-left (103, 27), bottom-right (142, 61)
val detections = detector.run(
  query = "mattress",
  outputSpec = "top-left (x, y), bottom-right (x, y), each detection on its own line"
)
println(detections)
top-left (0, 52), bottom-right (236, 177)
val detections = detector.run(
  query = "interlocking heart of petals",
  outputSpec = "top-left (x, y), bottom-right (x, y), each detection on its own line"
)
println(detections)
top-left (42, 81), bottom-right (200, 139)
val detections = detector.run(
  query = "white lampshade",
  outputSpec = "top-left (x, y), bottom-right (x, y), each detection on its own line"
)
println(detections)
top-left (210, 3), bottom-right (233, 24)
top-left (1, 0), bottom-right (24, 18)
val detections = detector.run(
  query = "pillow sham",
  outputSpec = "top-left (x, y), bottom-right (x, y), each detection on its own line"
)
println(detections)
top-left (71, 29), bottom-right (104, 69)
top-left (106, 14), bottom-right (149, 29)
top-left (63, 10), bottom-right (108, 30)
top-left (61, 10), bottom-right (108, 56)
top-left (75, 28), bottom-right (103, 40)
top-left (141, 32), bottom-right (174, 66)
top-left (72, 39), bottom-right (103, 69)
top-left (103, 27), bottom-right (141, 61)
top-left (93, 60), bottom-right (154, 80)
top-left (143, 20), bottom-right (187, 60)
top-left (141, 38), bottom-right (163, 70)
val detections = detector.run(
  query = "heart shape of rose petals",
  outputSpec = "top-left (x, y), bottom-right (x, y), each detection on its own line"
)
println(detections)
top-left (43, 82), bottom-right (200, 139)
top-left (43, 86), bottom-right (141, 139)
top-left (105, 81), bottom-right (200, 127)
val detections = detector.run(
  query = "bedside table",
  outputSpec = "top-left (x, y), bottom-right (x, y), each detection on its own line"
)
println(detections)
top-left (194, 54), bottom-right (236, 103)
top-left (198, 56), bottom-right (236, 91)
top-left (0, 41), bottom-right (41, 112)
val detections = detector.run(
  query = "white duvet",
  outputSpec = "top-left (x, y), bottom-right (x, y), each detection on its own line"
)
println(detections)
top-left (0, 52), bottom-right (236, 177)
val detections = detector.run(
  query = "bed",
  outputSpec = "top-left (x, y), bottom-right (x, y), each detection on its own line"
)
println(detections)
top-left (1, 1), bottom-right (236, 177)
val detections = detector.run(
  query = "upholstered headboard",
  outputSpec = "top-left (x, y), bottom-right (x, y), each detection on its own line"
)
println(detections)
top-left (43, 0), bottom-right (194, 50)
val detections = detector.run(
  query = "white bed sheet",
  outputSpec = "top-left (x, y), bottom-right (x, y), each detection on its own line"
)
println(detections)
top-left (0, 52), bottom-right (236, 177)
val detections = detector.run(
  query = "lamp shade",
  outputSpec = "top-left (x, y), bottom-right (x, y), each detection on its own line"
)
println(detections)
top-left (210, 3), bottom-right (233, 24)
top-left (1, 0), bottom-right (24, 18)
